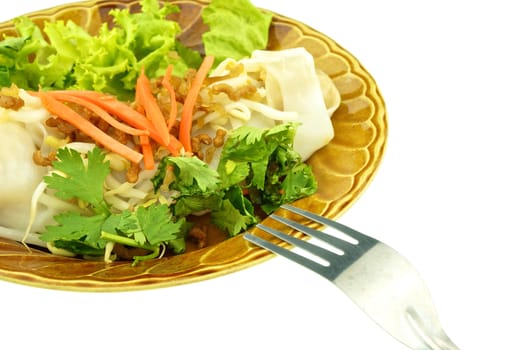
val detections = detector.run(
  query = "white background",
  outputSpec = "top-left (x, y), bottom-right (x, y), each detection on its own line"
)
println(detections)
top-left (1, 1), bottom-right (525, 349)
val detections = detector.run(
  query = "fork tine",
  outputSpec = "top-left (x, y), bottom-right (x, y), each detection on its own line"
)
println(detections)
top-left (244, 232), bottom-right (329, 277)
top-left (255, 223), bottom-right (339, 262)
top-left (281, 204), bottom-right (378, 245)
top-left (268, 213), bottom-right (356, 253)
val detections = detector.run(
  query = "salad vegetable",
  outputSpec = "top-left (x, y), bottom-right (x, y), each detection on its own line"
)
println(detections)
top-left (0, 0), bottom-right (270, 100)
top-left (40, 147), bottom-right (187, 262)
top-left (201, 0), bottom-right (272, 64)
top-left (36, 121), bottom-right (313, 265)
top-left (179, 55), bottom-right (216, 151)
top-left (39, 91), bottom-right (146, 164)
top-left (0, 0), bottom-right (340, 264)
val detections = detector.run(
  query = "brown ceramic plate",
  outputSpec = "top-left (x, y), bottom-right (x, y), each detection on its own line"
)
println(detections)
top-left (0, 0), bottom-right (387, 291)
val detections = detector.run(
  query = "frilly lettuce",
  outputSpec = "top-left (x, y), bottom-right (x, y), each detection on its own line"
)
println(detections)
top-left (0, 0), bottom-right (271, 100)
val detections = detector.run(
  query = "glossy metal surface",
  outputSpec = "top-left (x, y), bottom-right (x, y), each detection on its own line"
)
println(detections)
top-left (246, 205), bottom-right (460, 350)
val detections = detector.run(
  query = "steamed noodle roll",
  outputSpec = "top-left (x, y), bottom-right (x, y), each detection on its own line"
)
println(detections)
top-left (0, 226), bottom-right (45, 248)
top-left (0, 122), bottom-right (47, 231)
top-left (192, 48), bottom-right (339, 161)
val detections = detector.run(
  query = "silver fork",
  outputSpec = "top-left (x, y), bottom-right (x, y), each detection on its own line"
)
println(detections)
top-left (244, 204), bottom-right (461, 350)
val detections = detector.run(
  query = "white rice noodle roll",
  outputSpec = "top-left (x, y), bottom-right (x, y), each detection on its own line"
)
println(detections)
top-left (29, 196), bottom-right (76, 234)
top-left (249, 48), bottom-right (335, 161)
top-left (7, 107), bottom-right (50, 124)
top-left (239, 98), bottom-right (298, 121)
top-left (0, 122), bottom-right (47, 231)
top-left (316, 69), bottom-right (341, 116)
top-left (25, 122), bottom-right (49, 150)
top-left (0, 226), bottom-right (45, 248)
top-left (18, 89), bottom-right (44, 108)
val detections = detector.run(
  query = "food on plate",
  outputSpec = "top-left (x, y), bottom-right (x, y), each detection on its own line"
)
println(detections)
top-left (0, 0), bottom-right (340, 264)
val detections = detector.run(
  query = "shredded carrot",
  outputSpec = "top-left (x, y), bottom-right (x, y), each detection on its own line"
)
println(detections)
top-left (179, 55), bottom-right (215, 153)
top-left (162, 64), bottom-right (178, 132)
top-left (48, 93), bottom-right (149, 137)
top-left (39, 91), bottom-right (143, 164)
top-left (136, 67), bottom-right (170, 146)
top-left (139, 135), bottom-right (155, 170)
top-left (49, 90), bottom-right (170, 149)
top-left (54, 90), bottom-right (184, 158)
top-left (37, 62), bottom-right (195, 166)
top-left (167, 135), bottom-right (184, 156)
top-left (46, 91), bottom-right (152, 131)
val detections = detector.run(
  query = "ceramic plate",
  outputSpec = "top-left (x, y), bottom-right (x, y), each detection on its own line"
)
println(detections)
top-left (0, 0), bottom-right (387, 291)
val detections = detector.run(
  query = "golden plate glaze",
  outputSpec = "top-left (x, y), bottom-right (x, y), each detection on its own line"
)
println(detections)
top-left (0, 0), bottom-right (387, 291)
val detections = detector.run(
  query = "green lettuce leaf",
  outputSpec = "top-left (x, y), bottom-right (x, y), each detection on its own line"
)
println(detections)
top-left (0, 0), bottom-right (198, 100)
top-left (0, 17), bottom-right (73, 90)
top-left (0, 0), bottom-right (272, 99)
top-left (202, 0), bottom-right (272, 64)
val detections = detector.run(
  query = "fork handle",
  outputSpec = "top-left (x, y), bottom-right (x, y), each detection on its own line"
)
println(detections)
top-left (406, 307), bottom-right (461, 350)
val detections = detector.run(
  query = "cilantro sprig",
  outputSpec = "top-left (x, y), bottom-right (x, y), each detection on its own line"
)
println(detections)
top-left (217, 123), bottom-right (318, 214)
top-left (152, 122), bottom-right (318, 236)
top-left (40, 123), bottom-right (317, 263)
top-left (40, 147), bottom-right (188, 264)
top-left (44, 147), bottom-right (110, 214)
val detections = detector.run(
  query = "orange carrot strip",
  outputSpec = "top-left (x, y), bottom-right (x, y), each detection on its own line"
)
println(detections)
top-left (49, 93), bottom-right (149, 137)
top-left (39, 91), bottom-right (143, 164)
top-left (42, 90), bottom-right (183, 157)
top-left (166, 135), bottom-right (184, 156)
top-left (136, 67), bottom-right (170, 146)
top-left (179, 55), bottom-right (215, 152)
top-left (161, 64), bottom-right (178, 131)
top-left (72, 91), bottom-right (182, 157)
top-left (139, 135), bottom-right (155, 170)
top-left (48, 91), bottom-right (169, 147)
top-left (45, 91), bottom-right (152, 131)
top-left (77, 92), bottom-right (179, 155)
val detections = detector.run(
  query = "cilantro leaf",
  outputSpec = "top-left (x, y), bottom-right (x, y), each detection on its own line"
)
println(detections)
top-left (261, 160), bottom-right (317, 214)
top-left (219, 125), bottom-right (267, 161)
top-left (211, 198), bottom-right (256, 236)
top-left (44, 147), bottom-right (110, 213)
top-left (281, 163), bottom-right (318, 201)
top-left (210, 185), bottom-right (258, 236)
top-left (217, 123), bottom-right (317, 215)
top-left (217, 159), bottom-right (250, 189)
top-left (172, 193), bottom-right (223, 217)
top-left (153, 156), bottom-right (220, 195)
top-left (40, 212), bottom-right (108, 253)
top-left (101, 210), bottom-right (145, 244)
top-left (53, 240), bottom-right (106, 256)
top-left (135, 204), bottom-right (186, 245)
